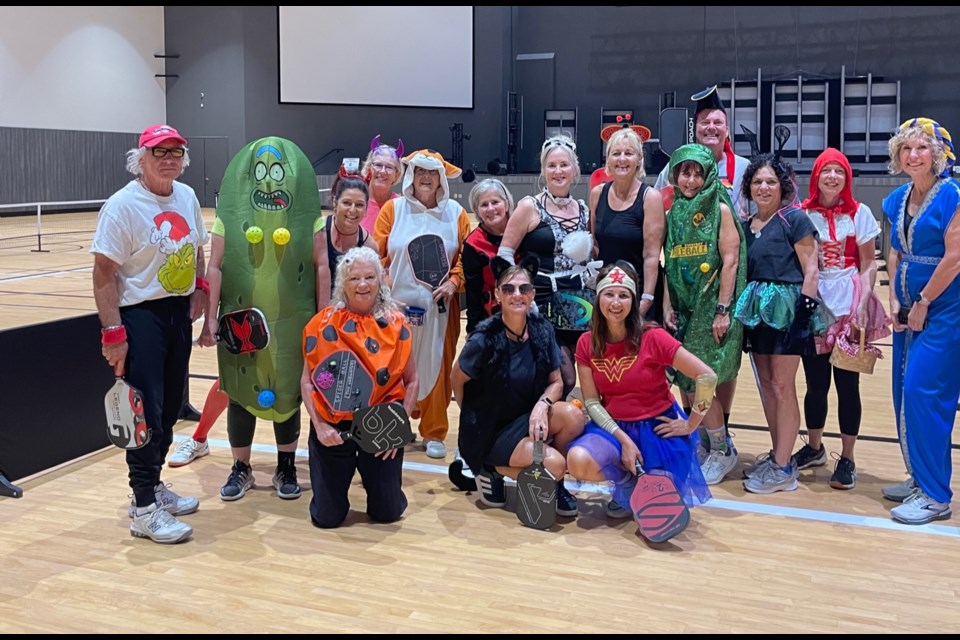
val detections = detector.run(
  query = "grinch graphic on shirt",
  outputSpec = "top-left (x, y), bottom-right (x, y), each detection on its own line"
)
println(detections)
top-left (150, 211), bottom-right (198, 294)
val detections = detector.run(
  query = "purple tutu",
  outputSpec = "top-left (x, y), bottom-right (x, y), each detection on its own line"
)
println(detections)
top-left (568, 401), bottom-right (711, 507)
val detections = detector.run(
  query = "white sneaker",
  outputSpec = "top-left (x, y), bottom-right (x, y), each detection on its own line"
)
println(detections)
top-left (129, 503), bottom-right (193, 544)
top-left (128, 482), bottom-right (199, 518)
top-left (882, 477), bottom-right (917, 503)
top-left (424, 439), bottom-right (447, 459)
top-left (701, 448), bottom-right (738, 485)
top-left (168, 438), bottom-right (210, 467)
top-left (890, 489), bottom-right (951, 524)
top-left (696, 444), bottom-right (708, 465)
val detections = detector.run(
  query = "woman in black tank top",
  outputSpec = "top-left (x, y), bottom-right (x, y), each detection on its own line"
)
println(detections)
top-left (324, 176), bottom-right (377, 294)
top-left (590, 128), bottom-right (665, 322)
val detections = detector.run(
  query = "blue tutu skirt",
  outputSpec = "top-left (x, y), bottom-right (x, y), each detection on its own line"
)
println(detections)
top-left (568, 401), bottom-right (711, 508)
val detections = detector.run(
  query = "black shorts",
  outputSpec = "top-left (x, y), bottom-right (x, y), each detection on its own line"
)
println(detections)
top-left (485, 412), bottom-right (531, 467)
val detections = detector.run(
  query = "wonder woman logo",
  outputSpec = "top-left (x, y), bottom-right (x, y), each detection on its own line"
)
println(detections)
top-left (592, 355), bottom-right (637, 382)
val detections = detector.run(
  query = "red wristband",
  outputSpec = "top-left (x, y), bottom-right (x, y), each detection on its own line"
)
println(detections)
top-left (195, 277), bottom-right (210, 294)
top-left (101, 325), bottom-right (127, 345)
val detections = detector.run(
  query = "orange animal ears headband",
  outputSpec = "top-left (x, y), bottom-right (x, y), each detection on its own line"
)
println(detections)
top-left (600, 114), bottom-right (651, 143)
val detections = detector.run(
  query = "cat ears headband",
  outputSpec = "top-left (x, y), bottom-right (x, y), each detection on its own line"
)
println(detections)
top-left (370, 134), bottom-right (404, 159)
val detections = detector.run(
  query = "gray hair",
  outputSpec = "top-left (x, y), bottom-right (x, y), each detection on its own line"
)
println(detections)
top-left (331, 246), bottom-right (399, 318)
top-left (125, 146), bottom-right (191, 176)
top-left (468, 178), bottom-right (515, 214)
top-left (888, 126), bottom-right (948, 177)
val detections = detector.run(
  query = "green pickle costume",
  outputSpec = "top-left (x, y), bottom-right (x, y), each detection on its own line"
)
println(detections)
top-left (664, 144), bottom-right (747, 392)
top-left (216, 137), bottom-right (319, 420)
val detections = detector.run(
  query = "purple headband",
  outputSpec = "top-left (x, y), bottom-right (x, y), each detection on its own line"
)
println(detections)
top-left (370, 134), bottom-right (404, 159)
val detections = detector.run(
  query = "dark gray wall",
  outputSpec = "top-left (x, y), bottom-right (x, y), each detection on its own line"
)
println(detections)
top-left (4, 6), bottom-right (959, 206)
top-left (165, 6), bottom-right (511, 179)
top-left (512, 6), bottom-right (960, 167)
top-left (0, 128), bottom-right (134, 207)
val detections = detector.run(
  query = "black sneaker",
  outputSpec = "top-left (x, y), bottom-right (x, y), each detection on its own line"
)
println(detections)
top-left (448, 459), bottom-right (477, 492)
top-left (220, 460), bottom-right (255, 502)
top-left (790, 443), bottom-right (827, 470)
top-left (829, 455), bottom-right (857, 490)
top-left (556, 480), bottom-right (578, 517)
top-left (476, 467), bottom-right (506, 507)
top-left (272, 459), bottom-right (301, 500)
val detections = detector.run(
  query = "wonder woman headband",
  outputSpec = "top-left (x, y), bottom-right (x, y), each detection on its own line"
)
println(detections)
top-left (596, 267), bottom-right (637, 296)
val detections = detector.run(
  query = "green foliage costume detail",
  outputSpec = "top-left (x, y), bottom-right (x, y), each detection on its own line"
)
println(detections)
top-left (664, 144), bottom-right (747, 391)
top-left (217, 137), bottom-right (319, 420)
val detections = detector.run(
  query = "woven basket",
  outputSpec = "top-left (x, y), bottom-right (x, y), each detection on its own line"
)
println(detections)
top-left (829, 329), bottom-right (882, 375)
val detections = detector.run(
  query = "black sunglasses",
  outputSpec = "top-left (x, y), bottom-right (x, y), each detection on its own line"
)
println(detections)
top-left (150, 147), bottom-right (185, 158)
top-left (499, 283), bottom-right (534, 295)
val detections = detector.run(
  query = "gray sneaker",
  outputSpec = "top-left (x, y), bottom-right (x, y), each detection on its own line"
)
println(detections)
top-left (127, 482), bottom-right (199, 518)
top-left (890, 489), bottom-right (951, 524)
top-left (743, 461), bottom-right (798, 494)
top-left (130, 503), bottom-right (193, 544)
top-left (743, 450), bottom-right (775, 479)
top-left (702, 448), bottom-right (738, 485)
top-left (882, 477), bottom-right (917, 503)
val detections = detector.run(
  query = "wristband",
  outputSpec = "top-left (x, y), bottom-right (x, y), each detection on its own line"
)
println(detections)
top-left (539, 397), bottom-right (553, 407)
top-left (195, 277), bottom-right (210, 294)
top-left (640, 293), bottom-right (655, 302)
top-left (101, 324), bottom-right (127, 345)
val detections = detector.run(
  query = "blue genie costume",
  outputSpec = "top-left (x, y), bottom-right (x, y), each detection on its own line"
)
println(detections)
top-left (883, 117), bottom-right (960, 513)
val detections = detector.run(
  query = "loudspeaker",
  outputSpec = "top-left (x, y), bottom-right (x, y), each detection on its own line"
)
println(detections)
top-left (659, 107), bottom-right (690, 156)
top-left (487, 158), bottom-right (508, 176)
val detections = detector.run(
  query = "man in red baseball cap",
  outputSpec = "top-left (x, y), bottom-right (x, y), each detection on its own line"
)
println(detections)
top-left (91, 124), bottom-right (208, 544)
top-left (139, 123), bottom-right (187, 148)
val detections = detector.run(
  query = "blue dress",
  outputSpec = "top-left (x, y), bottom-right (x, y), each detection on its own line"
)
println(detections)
top-left (883, 178), bottom-right (960, 503)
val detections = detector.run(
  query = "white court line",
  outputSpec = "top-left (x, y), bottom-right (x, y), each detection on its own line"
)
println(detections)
top-left (0, 266), bottom-right (92, 283)
top-left (176, 434), bottom-right (960, 539)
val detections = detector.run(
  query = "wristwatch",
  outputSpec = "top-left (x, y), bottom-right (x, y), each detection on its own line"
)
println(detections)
top-left (916, 293), bottom-right (931, 306)
top-left (715, 303), bottom-right (730, 316)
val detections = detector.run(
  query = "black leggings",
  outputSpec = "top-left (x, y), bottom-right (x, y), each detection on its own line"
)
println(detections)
top-left (122, 297), bottom-right (193, 507)
top-left (801, 353), bottom-right (861, 437)
top-left (226, 402), bottom-right (301, 448)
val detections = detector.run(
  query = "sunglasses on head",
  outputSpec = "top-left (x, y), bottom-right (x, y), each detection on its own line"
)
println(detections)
top-left (542, 137), bottom-right (576, 153)
top-left (499, 283), bottom-right (535, 296)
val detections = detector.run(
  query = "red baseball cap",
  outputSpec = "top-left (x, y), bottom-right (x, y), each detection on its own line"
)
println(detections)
top-left (139, 123), bottom-right (187, 148)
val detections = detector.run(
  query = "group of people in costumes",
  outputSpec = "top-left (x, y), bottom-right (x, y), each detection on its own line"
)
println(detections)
top-left (87, 85), bottom-right (960, 544)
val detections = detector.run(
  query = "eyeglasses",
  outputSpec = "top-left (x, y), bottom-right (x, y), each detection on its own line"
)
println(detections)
top-left (372, 162), bottom-right (397, 174)
top-left (499, 283), bottom-right (535, 296)
top-left (150, 147), bottom-right (185, 158)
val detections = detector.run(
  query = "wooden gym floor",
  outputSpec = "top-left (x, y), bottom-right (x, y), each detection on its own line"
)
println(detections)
top-left (0, 210), bottom-right (957, 633)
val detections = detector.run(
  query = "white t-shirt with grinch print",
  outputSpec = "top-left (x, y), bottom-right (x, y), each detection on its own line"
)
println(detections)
top-left (91, 179), bottom-right (208, 307)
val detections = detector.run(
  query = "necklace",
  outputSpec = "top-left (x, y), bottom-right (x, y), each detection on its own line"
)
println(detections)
top-left (543, 190), bottom-right (573, 208)
top-left (504, 319), bottom-right (527, 343)
top-left (333, 220), bottom-right (359, 248)
top-left (751, 213), bottom-right (775, 238)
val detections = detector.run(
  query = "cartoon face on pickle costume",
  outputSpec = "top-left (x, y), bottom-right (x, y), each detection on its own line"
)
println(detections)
top-left (150, 211), bottom-right (198, 294)
top-left (249, 142), bottom-right (292, 212)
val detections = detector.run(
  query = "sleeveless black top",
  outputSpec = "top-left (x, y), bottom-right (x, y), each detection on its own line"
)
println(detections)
top-left (326, 214), bottom-right (368, 294)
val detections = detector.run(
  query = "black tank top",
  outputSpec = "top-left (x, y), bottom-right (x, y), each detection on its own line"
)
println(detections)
top-left (594, 182), bottom-right (663, 322)
top-left (595, 181), bottom-right (649, 269)
top-left (326, 214), bottom-right (367, 293)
